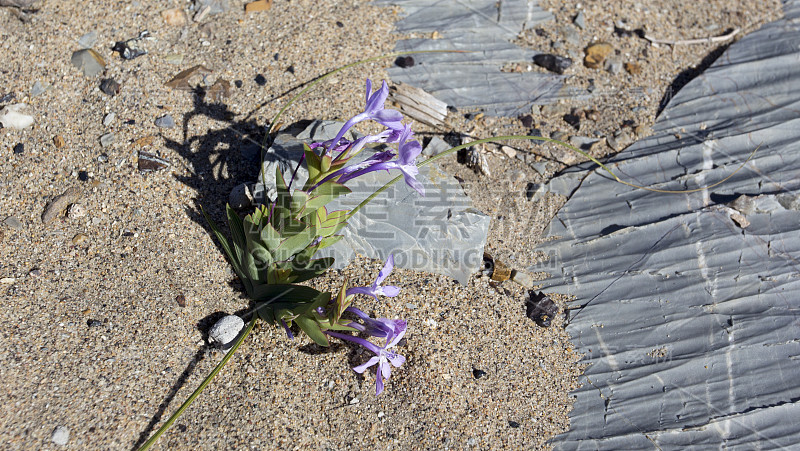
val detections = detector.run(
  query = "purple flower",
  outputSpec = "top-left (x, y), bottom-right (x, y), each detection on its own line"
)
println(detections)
top-left (346, 254), bottom-right (401, 301)
top-left (328, 80), bottom-right (404, 152)
top-left (335, 125), bottom-right (425, 196)
top-left (326, 312), bottom-right (407, 395)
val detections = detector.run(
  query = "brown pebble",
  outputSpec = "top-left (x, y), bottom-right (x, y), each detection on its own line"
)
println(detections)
top-left (134, 135), bottom-right (155, 148)
top-left (624, 62), bottom-right (642, 75)
top-left (730, 213), bottom-right (750, 228)
top-left (245, 0), bottom-right (273, 13)
top-left (53, 135), bottom-right (66, 148)
top-left (72, 233), bottom-right (89, 245)
top-left (584, 42), bottom-right (613, 69)
top-left (42, 187), bottom-right (82, 224)
top-left (161, 8), bottom-right (188, 26)
top-left (176, 294), bottom-right (187, 307)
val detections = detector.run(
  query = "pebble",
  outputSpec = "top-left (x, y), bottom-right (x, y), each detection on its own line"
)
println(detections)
top-left (421, 135), bottom-right (450, 157)
top-left (87, 319), bottom-right (103, 328)
top-left (605, 58), bottom-right (622, 75)
top-left (164, 53), bottom-right (185, 65)
top-left (77, 31), bottom-right (98, 49)
top-left (67, 203), bottom-right (86, 219)
top-left (42, 187), bottom-right (82, 224)
top-left (208, 315), bottom-right (245, 352)
top-left (103, 112), bottom-right (115, 126)
top-left (3, 216), bottom-right (22, 230)
top-left (161, 8), bottom-right (188, 26)
top-left (31, 81), bottom-right (47, 96)
top-left (624, 62), bottom-right (642, 75)
top-left (0, 277), bottom-right (14, 284)
top-left (72, 233), bottom-right (89, 245)
top-left (100, 78), bottom-right (120, 96)
top-left (53, 135), bottom-right (66, 148)
top-left (395, 55), bottom-right (415, 68)
top-left (70, 49), bottom-right (106, 77)
top-left (154, 114), bottom-right (176, 128)
top-left (550, 131), bottom-right (569, 142)
top-left (51, 425), bottom-right (69, 446)
top-left (138, 151), bottom-right (171, 173)
top-left (254, 74), bottom-right (267, 86)
top-left (501, 145), bottom-right (517, 158)
top-left (518, 114), bottom-right (533, 128)
top-left (100, 133), bottom-right (115, 147)
top-left (730, 212), bottom-right (750, 228)
top-left (532, 53), bottom-right (572, 74)
top-left (13, 143), bottom-right (24, 154)
top-left (472, 368), bottom-right (487, 379)
top-left (634, 124), bottom-right (652, 137)
top-left (228, 183), bottom-right (254, 209)
top-left (583, 42), bottom-right (613, 69)
top-left (245, 0), bottom-right (274, 13)
top-left (573, 11), bottom-right (586, 30)
top-left (0, 103), bottom-right (35, 129)
top-left (560, 25), bottom-right (581, 47)
top-left (569, 136), bottom-right (601, 151)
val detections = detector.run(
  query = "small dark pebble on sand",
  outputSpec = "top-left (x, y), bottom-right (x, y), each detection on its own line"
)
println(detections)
top-left (533, 54), bottom-right (572, 74)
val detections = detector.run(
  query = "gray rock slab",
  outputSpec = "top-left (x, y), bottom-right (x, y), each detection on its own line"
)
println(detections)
top-left (374, 0), bottom-right (562, 116)
top-left (251, 120), bottom-right (490, 284)
top-left (538, 1), bottom-right (800, 448)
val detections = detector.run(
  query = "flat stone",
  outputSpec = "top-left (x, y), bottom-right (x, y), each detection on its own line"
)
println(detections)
top-left (103, 112), bottom-right (115, 126)
top-left (533, 53), bottom-right (573, 74)
top-left (154, 114), bottom-right (176, 128)
top-left (421, 135), bottom-right (451, 156)
top-left (584, 42), bottom-right (613, 69)
top-left (70, 49), bottom-right (105, 77)
top-left (0, 103), bottom-right (34, 129)
top-left (51, 426), bottom-right (69, 446)
top-left (31, 81), bottom-right (47, 96)
top-left (99, 133), bottom-right (115, 147)
top-left (77, 31), bottom-right (97, 49)
top-left (209, 315), bottom-right (244, 352)
top-left (573, 11), bottom-right (586, 30)
top-left (3, 216), bottom-right (23, 230)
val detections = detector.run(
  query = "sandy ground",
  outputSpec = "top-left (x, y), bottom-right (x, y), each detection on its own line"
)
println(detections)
top-left (0, 0), bottom-right (783, 449)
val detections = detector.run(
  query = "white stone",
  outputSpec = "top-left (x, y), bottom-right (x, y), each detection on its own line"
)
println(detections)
top-left (0, 104), bottom-right (34, 129)
top-left (208, 315), bottom-right (244, 352)
top-left (51, 426), bottom-right (69, 445)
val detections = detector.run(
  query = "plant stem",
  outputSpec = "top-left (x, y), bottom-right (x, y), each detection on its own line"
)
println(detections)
top-left (346, 135), bottom-right (617, 219)
top-left (138, 317), bottom-right (257, 451)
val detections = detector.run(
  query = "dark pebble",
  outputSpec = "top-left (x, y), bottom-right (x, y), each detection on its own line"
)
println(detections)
top-left (13, 143), bottom-right (24, 154)
top-left (254, 74), bottom-right (267, 86)
top-left (78, 171), bottom-right (89, 181)
top-left (518, 114), bottom-right (533, 128)
top-left (395, 56), bottom-right (415, 68)
top-left (533, 54), bottom-right (572, 74)
top-left (0, 92), bottom-right (15, 103)
top-left (112, 41), bottom-right (146, 60)
top-left (100, 78), bottom-right (120, 96)
top-left (234, 80), bottom-right (243, 88)
top-left (525, 182), bottom-right (540, 200)
top-left (526, 291), bottom-right (558, 328)
top-left (563, 113), bottom-right (581, 130)
top-left (286, 65), bottom-right (295, 74)
top-left (508, 421), bottom-right (520, 428)
top-left (175, 294), bottom-right (186, 307)
top-left (125, 119), bottom-right (136, 125)
top-left (472, 368), bottom-right (487, 379)
top-left (335, 21), bottom-right (344, 28)
top-left (534, 27), bottom-right (548, 37)
top-left (87, 319), bottom-right (103, 328)
top-left (614, 25), bottom-right (633, 38)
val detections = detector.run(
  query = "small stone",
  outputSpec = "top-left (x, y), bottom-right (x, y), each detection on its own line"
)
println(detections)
top-left (229, 183), bottom-right (254, 209)
top-left (100, 78), bottom-right (120, 96)
top-left (569, 136), bottom-right (600, 151)
top-left (209, 315), bottom-right (245, 352)
top-left (472, 368), bottom-right (487, 379)
top-left (634, 124), bottom-right (652, 137)
top-left (518, 114), bottom-right (534, 128)
top-left (525, 182), bottom-right (541, 201)
top-left (730, 212), bottom-right (750, 228)
top-left (573, 11), bottom-right (586, 29)
top-left (508, 420), bottom-right (521, 428)
top-left (31, 81), bottom-right (47, 97)
top-left (112, 33), bottom-right (148, 60)
top-left (51, 426), bottom-right (69, 445)
top-left (70, 49), bottom-right (106, 77)
top-left (3, 216), bottom-right (23, 230)
top-left (501, 145), bottom-right (516, 158)
top-left (77, 31), bottom-right (98, 49)
top-left (0, 277), bottom-right (14, 284)
top-left (527, 292), bottom-right (557, 327)
top-left (245, 0), bottom-right (273, 13)
top-left (605, 58), bottom-right (622, 75)
top-left (67, 204), bottom-right (86, 219)
top-left (164, 54), bottom-right (184, 65)
top-left (584, 42), bottom-right (613, 69)
top-left (87, 319), bottom-right (103, 328)
top-left (72, 233), bottom-right (88, 245)
top-left (53, 135), bottom-right (66, 148)
top-left (77, 171), bottom-right (89, 182)
top-left (103, 112), bottom-right (116, 126)
top-left (254, 74), bottom-right (267, 86)
top-left (138, 151), bottom-right (171, 173)
top-left (12, 143), bottom-right (23, 154)
top-left (561, 25), bottom-right (581, 46)
top-left (421, 136), bottom-right (450, 157)
top-left (550, 131), bottom-right (569, 142)
top-left (0, 103), bottom-right (34, 129)
top-left (624, 62), bottom-right (642, 75)
top-left (532, 53), bottom-right (572, 74)
top-left (42, 187), bottom-right (82, 224)
top-left (606, 134), bottom-right (619, 151)
top-left (100, 133), bottom-right (115, 147)
top-left (175, 294), bottom-right (187, 307)
top-left (395, 56), bottom-right (415, 68)
top-left (161, 8), bottom-right (188, 26)
top-left (234, 80), bottom-right (243, 88)
top-left (563, 113), bottom-right (581, 130)
top-left (154, 114), bottom-right (176, 128)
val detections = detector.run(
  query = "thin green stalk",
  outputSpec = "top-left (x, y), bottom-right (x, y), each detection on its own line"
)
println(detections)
top-left (139, 317), bottom-right (257, 451)
top-left (347, 135), bottom-right (615, 219)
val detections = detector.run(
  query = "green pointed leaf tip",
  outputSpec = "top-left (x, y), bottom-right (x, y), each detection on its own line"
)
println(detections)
top-left (295, 315), bottom-right (329, 346)
top-left (304, 182), bottom-right (351, 212)
top-left (304, 144), bottom-right (323, 186)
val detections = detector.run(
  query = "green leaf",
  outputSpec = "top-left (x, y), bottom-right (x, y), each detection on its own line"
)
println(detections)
top-left (201, 206), bottom-right (244, 279)
top-left (305, 182), bottom-right (350, 212)
top-left (295, 315), bottom-right (329, 346)
top-left (273, 225), bottom-right (316, 261)
top-left (252, 283), bottom-right (321, 305)
top-left (315, 208), bottom-right (349, 237)
top-left (259, 222), bottom-right (282, 252)
top-left (289, 257), bottom-right (336, 283)
top-left (303, 144), bottom-right (323, 187)
top-left (255, 302), bottom-right (275, 323)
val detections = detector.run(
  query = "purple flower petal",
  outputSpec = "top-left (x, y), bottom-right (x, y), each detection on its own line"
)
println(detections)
top-left (353, 356), bottom-right (380, 374)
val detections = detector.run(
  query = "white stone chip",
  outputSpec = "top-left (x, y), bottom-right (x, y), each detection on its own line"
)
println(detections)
top-left (0, 103), bottom-right (34, 129)
top-left (208, 315), bottom-right (244, 352)
top-left (51, 425), bottom-right (69, 445)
